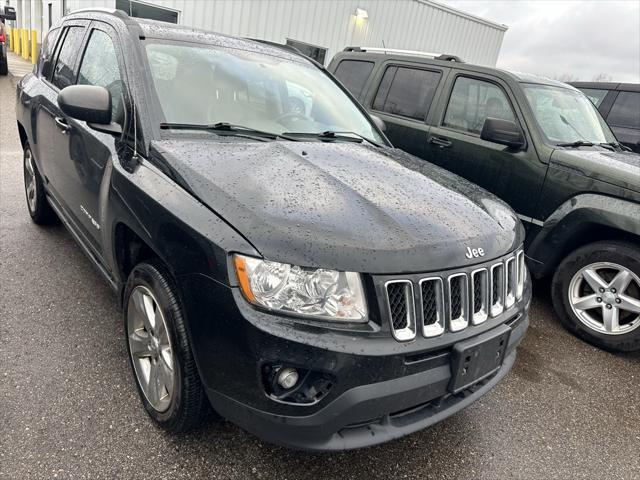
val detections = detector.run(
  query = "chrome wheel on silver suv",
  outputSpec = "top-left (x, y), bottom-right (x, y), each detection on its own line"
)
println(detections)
top-left (568, 262), bottom-right (640, 335)
top-left (552, 241), bottom-right (640, 352)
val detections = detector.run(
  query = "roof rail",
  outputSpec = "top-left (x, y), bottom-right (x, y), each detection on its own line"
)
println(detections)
top-left (343, 46), bottom-right (464, 63)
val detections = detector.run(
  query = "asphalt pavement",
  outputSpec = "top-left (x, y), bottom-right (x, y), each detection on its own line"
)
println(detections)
top-left (1, 72), bottom-right (639, 480)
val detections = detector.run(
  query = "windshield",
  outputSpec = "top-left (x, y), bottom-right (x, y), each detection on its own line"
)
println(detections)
top-left (522, 84), bottom-right (616, 145)
top-left (144, 40), bottom-right (383, 143)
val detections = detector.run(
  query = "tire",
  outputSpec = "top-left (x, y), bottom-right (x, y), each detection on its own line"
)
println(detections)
top-left (552, 241), bottom-right (640, 352)
top-left (123, 260), bottom-right (211, 432)
top-left (0, 56), bottom-right (8, 76)
top-left (23, 142), bottom-right (58, 225)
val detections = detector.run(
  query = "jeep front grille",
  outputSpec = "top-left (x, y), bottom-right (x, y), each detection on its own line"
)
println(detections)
top-left (383, 249), bottom-right (525, 341)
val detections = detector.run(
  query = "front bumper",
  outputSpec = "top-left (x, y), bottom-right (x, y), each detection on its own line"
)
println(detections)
top-left (208, 317), bottom-right (525, 451)
top-left (177, 272), bottom-right (530, 451)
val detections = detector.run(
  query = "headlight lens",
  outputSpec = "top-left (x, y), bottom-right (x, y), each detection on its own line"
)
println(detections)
top-left (234, 254), bottom-right (367, 322)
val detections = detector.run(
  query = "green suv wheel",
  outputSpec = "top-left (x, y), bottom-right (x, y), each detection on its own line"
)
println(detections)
top-left (552, 241), bottom-right (640, 352)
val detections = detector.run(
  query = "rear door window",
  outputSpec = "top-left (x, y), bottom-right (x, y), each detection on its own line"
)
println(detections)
top-left (443, 76), bottom-right (516, 134)
top-left (372, 66), bottom-right (441, 120)
top-left (579, 88), bottom-right (609, 107)
top-left (51, 26), bottom-right (86, 90)
top-left (333, 60), bottom-right (374, 100)
top-left (607, 91), bottom-right (640, 129)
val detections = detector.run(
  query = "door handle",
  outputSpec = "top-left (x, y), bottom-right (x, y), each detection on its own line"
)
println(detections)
top-left (54, 117), bottom-right (71, 133)
top-left (428, 136), bottom-right (452, 148)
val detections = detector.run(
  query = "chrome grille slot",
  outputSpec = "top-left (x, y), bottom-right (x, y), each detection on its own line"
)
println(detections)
top-left (448, 273), bottom-right (468, 332)
top-left (471, 268), bottom-right (489, 325)
top-left (505, 257), bottom-right (516, 309)
top-left (516, 250), bottom-right (525, 300)
top-left (385, 280), bottom-right (416, 341)
top-left (490, 263), bottom-right (505, 317)
top-left (420, 278), bottom-right (445, 337)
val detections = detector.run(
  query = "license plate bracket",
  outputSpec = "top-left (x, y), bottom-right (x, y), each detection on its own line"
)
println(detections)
top-left (449, 324), bottom-right (511, 394)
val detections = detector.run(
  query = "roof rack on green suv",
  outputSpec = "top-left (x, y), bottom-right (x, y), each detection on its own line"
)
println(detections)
top-left (329, 47), bottom-right (640, 352)
top-left (343, 46), bottom-right (464, 62)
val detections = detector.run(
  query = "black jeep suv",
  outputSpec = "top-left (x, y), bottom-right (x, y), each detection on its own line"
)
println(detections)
top-left (330, 47), bottom-right (640, 352)
top-left (16, 10), bottom-right (529, 450)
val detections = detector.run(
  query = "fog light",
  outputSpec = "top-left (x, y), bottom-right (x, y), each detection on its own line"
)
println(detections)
top-left (277, 367), bottom-right (299, 389)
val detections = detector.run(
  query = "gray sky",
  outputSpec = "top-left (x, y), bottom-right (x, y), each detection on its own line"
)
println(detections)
top-left (441, 0), bottom-right (640, 82)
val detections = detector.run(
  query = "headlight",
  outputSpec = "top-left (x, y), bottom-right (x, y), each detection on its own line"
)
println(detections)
top-left (233, 254), bottom-right (367, 322)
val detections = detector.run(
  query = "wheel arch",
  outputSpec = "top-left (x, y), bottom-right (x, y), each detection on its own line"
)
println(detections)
top-left (527, 194), bottom-right (640, 278)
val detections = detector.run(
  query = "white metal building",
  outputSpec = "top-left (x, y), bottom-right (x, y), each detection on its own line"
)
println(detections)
top-left (5, 0), bottom-right (508, 66)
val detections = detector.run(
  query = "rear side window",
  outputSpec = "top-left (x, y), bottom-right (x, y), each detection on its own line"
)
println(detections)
top-left (333, 60), bottom-right (374, 100)
top-left (579, 88), bottom-right (608, 107)
top-left (607, 92), bottom-right (640, 129)
top-left (77, 29), bottom-right (124, 124)
top-left (443, 76), bottom-right (516, 134)
top-left (38, 28), bottom-right (60, 78)
top-left (51, 26), bottom-right (85, 90)
top-left (372, 66), bottom-right (441, 120)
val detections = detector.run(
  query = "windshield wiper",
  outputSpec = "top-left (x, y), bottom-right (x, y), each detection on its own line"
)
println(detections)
top-left (600, 141), bottom-right (631, 152)
top-left (283, 130), bottom-right (382, 147)
top-left (160, 122), bottom-right (297, 141)
top-left (556, 140), bottom-right (595, 148)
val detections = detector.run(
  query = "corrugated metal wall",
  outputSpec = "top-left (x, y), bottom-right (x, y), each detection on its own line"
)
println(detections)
top-left (8, 0), bottom-right (507, 66)
top-left (149, 0), bottom-right (507, 66)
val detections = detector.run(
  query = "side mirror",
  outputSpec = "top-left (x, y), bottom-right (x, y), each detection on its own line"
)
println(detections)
top-left (480, 118), bottom-right (524, 149)
top-left (371, 114), bottom-right (386, 132)
top-left (58, 85), bottom-right (122, 135)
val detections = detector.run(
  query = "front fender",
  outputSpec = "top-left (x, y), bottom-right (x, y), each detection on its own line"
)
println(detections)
top-left (107, 159), bottom-right (260, 288)
top-left (527, 193), bottom-right (640, 277)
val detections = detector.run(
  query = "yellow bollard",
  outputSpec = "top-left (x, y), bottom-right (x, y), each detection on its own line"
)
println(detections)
top-left (31, 30), bottom-right (37, 64)
top-left (23, 30), bottom-right (29, 60)
top-left (14, 29), bottom-right (21, 55)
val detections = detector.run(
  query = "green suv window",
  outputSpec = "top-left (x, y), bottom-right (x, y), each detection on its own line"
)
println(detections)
top-left (372, 66), bottom-right (441, 120)
top-left (443, 76), bottom-right (516, 134)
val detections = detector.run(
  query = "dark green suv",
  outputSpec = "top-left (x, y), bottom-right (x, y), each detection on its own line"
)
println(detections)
top-left (329, 47), bottom-right (640, 352)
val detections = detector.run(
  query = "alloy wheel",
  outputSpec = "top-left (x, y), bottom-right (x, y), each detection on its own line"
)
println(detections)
top-left (127, 286), bottom-right (176, 412)
top-left (24, 148), bottom-right (37, 213)
top-left (568, 262), bottom-right (640, 335)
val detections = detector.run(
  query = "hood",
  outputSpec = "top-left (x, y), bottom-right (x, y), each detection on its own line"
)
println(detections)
top-left (551, 148), bottom-right (640, 193)
top-left (150, 137), bottom-right (523, 273)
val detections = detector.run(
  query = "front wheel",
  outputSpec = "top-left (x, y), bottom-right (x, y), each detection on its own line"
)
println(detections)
top-left (552, 241), bottom-right (640, 352)
top-left (124, 260), bottom-right (211, 431)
